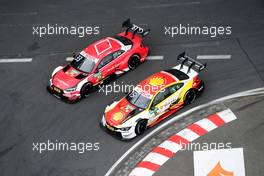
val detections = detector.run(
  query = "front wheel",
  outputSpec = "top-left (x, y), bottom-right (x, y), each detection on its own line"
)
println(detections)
top-left (80, 83), bottom-right (93, 98)
top-left (135, 120), bottom-right (147, 136)
top-left (128, 54), bottom-right (141, 70)
top-left (184, 89), bottom-right (197, 105)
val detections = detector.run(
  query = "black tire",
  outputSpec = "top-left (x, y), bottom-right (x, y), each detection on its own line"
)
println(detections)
top-left (184, 89), bottom-right (197, 105)
top-left (80, 83), bottom-right (92, 98)
top-left (128, 54), bottom-right (141, 70)
top-left (104, 73), bottom-right (117, 84)
top-left (135, 120), bottom-right (147, 135)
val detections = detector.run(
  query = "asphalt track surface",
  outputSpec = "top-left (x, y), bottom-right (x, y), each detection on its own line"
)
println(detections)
top-left (0, 0), bottom-right (263, 176)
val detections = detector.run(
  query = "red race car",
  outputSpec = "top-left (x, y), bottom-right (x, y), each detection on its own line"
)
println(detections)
top-left (47, 19), bottom-right (150, 102)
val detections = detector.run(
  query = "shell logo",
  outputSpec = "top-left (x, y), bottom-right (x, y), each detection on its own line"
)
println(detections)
top-left (113, 112), bottom-right (124, 121)
top-left (149, 76), bottom-right (165, 86)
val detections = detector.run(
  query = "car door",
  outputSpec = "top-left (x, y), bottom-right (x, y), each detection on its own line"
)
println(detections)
top-left (166, 83), bottom-right (185, 108)
top-left (112, 50), bottom-right (126, 70)
top-left (147, 87), bottom-right (171, 125)
top-left (93, 53), bottom-right (115, 83)
top-left (147, 83), bottom-right (184, 125)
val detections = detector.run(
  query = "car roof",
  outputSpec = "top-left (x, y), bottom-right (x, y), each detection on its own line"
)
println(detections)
top-left (135, 71), bottom-right (179, 97)
top-left (83, 37), bottom-right (122, 60)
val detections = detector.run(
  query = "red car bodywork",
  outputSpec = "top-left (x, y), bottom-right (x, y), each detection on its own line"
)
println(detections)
top-left (48, 20), bottom-right (150, 102)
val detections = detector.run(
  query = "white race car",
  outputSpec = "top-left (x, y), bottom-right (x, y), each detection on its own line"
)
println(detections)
top-left (101, 52), bottom-right (206, 140)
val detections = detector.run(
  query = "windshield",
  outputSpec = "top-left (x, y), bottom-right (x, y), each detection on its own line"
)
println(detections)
top-left (126, 90), bottom-right (151, 109)
top-left (70, 54), bottom-right (96, 73)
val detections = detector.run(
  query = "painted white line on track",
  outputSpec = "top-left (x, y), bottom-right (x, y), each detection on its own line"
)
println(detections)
top-left (181, 41), bottom-right (220, 48)
top-left (104, 87), bottom-right (264, 176)
top-left (134, 2), bottom-right (200, 8)
top-left (146, 56), bottom-right (164, 60)
top-left (196, 55), bottom-right (231, 60)
top-left (177, 128), bottom-right (200, 141)
top-left (129, 168), bottom-right (154, 176)
top-left (0, 12), bottom-right (38, 16)
top-left (194, 118), bottom-right (217, 131)
top-left (65, 56), bottom-right (164, 61)
top-left (0, 58), bottom-right (33, 63)
top-left (159, 140), bottom-right (182, 153)
top-left (143, 152), bottom-right (169, 166)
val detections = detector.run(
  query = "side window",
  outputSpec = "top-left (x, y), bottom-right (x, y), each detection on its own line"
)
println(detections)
top-left (168, 83), bottom-right (184, 94)
top-left (151, 88), bottom-right (170, 107)
top-left (112, 50), bottom-right (124, 59)
top-left (97, 54), bottom-right (114, 69)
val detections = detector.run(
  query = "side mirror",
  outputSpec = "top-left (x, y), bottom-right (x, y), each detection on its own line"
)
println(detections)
top-left (73, 53), bottom-right (77, 58)
top-left (94, 68), bottom-right (99, 73)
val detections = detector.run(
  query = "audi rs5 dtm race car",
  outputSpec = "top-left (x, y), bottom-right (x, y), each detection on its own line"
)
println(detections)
top-left (101, 52), bottom-right (206, 140)
top-left (47, 19), bottom-right (150, 102)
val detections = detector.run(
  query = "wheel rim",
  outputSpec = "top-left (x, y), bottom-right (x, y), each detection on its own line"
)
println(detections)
top-left (136, 121), bottom-right (146, 135)
top-left (129, 56), bottom-right (140, 69)
top-left (82, 84), bottom-right (92, 97)
top-left (85, 85), bottom-right (91, 92)
top-left (185, 91), bottom-right (196, 104)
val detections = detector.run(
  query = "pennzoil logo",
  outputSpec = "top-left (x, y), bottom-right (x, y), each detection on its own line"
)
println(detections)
top-left (113, 112), bottom-right (124, 121)
top-left (149, 76), bottom-right (165, 86)
top-left (207, 162), bottom-right (234, 176)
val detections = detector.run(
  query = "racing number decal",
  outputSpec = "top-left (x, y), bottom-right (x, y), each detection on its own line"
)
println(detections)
top-left (74, 54), bottom-right (83, 62)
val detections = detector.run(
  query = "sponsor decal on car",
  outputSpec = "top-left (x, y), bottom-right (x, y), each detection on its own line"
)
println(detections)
top-left (149, 76), bottom-right (165, 86)
top-left (113, 112), bottom-right (124, 121)
top-left (120, 105), bottom-right (135, 112)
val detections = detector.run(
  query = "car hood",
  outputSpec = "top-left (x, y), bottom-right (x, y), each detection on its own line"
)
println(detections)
top-left (52, 66), bottom-right (86, 90)
top-left (105, 97), bottom-right (140, 126)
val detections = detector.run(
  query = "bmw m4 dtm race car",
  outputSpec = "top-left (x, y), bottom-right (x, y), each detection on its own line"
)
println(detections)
top-left (47, 19), bottom-right (150, 102)
top-left (101, 52), bottom-right (206, 140)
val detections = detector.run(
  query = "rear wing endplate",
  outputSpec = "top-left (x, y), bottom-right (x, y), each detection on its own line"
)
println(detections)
top-left (177, 52), bottom-right (207, 73)
top-left (122, 18), bottom-right (150, 39)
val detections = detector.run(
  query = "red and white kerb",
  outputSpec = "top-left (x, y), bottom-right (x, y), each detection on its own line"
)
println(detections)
top-left (129, 109), bottom-right (237, 176)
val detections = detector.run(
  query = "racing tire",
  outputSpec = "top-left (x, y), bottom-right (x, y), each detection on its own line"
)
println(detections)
top-left (80, 83), bottom-right (93, 98)
top-left (197, 81), bottom-right (205, 96)
top-left (128, 54), bottom-right (141, 70)
top-left (184, 89), bottom-right (197, 105)
top-left (135, 119), bottom-right (148, 136)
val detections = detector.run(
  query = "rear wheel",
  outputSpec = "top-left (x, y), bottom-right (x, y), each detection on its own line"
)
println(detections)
top-left (128, 54), bottom-right (141, 70)
top-left (80, 83), bottom-right (93, 98)
top-left (184, 89), bottom-right (197, 105)
top-left (135, 120), bottom-right (148, 136)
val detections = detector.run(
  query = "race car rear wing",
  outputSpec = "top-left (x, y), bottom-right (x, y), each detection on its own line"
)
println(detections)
top-left (177, 52), bottom-right (207, 73)
top-left (122, 18), bottom-right (150, 39)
